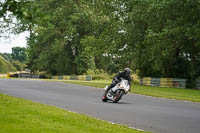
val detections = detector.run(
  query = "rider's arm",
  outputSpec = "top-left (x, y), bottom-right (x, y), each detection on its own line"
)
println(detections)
top-left (113, 72), bottom-right (122, 82)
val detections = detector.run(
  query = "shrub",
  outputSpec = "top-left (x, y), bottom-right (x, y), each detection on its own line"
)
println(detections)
top-left (11, 61), bottom-right (25, 71)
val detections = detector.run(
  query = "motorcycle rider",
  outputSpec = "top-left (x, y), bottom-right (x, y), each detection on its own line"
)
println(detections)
top-left (106, 68), bottom-right (132, 93)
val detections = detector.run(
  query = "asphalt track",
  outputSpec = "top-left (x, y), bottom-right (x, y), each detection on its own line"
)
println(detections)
top-left (0, 79), bottom-right (200, 133)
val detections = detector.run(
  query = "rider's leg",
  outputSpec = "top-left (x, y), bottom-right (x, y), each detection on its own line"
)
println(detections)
top-left (106, 84), bottom-right (115, 92)
top-left (106, 80), bottom-right (117, 92)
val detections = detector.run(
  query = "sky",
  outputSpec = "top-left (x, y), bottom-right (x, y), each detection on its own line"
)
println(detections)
top-left (0, 0), bottom-right (29, 53)
top-left (0, 31), bottom-right (29, 53)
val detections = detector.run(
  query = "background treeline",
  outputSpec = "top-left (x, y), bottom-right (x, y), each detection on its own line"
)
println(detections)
top-left (0, 47), bottom-right (27, 73)
top-left (1, 0), bottom-right (200, 87)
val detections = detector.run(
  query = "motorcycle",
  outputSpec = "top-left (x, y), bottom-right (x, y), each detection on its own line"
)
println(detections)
top-left (102, 78), bottom-right (130, 103)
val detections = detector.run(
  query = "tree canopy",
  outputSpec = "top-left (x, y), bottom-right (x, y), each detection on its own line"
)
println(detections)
top-left (1, 0), bottom-right (200, 86)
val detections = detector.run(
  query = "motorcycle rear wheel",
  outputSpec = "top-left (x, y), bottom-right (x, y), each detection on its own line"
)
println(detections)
top-left (113, 90), bottom-right (125, 103)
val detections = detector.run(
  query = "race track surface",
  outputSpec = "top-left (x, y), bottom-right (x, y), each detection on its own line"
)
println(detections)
top-left (0, 79), bottom-right (200, 133)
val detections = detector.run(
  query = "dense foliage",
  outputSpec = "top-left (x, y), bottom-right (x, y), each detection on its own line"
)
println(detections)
top-left (11, 47), bottom-right (27, 63)
top-left (1, 0), bottom-right (200, 86)
top-left (0, 55), bottom-right (16, 73)
top-left (0, 47), bottom-right (27, 71)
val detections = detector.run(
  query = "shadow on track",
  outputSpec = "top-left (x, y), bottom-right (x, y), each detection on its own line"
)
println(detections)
top-left (101, 101), bottom-right (132, 104)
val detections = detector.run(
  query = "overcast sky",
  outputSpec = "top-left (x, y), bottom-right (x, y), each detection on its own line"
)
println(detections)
top-left (0, 32), bottom-right (29, 53)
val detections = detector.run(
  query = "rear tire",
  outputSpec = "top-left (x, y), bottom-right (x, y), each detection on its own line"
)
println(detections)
top-left (102, 92), bottom-right (108, 102)
top-left (113, 90), bottom-right (124, 103)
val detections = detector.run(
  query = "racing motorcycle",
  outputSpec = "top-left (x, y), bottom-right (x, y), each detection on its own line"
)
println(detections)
top-left (102, 78), bottom-right (130, 103)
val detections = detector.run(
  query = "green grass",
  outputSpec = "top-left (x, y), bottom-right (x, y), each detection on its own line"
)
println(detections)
top-left (0, 93), bottom-right (148, 133)
top-left (62, 80), bottom-right (200, 102)
top-left (132, 85), bottom-right (200, 102)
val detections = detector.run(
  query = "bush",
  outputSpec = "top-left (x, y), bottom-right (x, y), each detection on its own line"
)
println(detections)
top-left (11, 61), bottom-right (25, 71)
top-left (91, 73), bottom-right (114, 80)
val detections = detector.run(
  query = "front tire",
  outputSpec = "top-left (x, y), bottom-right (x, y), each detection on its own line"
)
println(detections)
top-left (113, 90), bottom-right (124, 103)
top-left (102, 92), bottom-right (108, 102)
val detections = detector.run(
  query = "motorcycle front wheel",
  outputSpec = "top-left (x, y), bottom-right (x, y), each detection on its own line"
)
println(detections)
top-left (102, 92), bottom-right (108, 102)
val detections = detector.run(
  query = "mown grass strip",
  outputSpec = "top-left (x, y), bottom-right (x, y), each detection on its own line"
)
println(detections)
top-left (63, 80), bottom-right (200, 103)
top-left (0, 93), bottom-right (148, 133)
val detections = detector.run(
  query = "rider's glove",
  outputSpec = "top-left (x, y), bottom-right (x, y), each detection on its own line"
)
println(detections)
top-left (114, 77), bottom-right (120, 83)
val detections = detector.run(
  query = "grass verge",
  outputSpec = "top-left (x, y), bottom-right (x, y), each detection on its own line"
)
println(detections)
top-left (0, 93), bottom-right (148, 133)
top-left (63, 80), bottom-right (200, 103)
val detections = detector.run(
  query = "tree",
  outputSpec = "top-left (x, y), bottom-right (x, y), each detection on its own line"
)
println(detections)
top-left (11, 47), bottom-right (27, 63)
top-left (23, 0), bottom-right (94, 75)
top-left (123, 0), bottom-right (200, 87)
top-left (1, 0), bottom-right (200, 87)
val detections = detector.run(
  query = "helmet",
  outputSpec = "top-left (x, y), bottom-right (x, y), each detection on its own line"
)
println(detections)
top-left (124, 68), bottom-right (131, 75)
